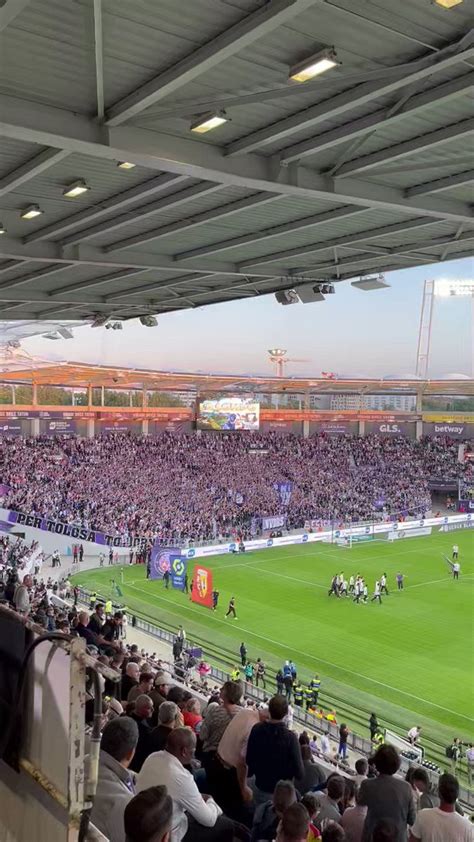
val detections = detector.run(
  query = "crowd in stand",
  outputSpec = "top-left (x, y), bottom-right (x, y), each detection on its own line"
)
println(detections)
top-left (1, 550), bottom-right (473, 842)
top-left (0, 433), bottom-right (471, 544)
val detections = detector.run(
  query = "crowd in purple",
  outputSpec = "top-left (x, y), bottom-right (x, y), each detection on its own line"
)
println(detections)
top-left (0, 433), bottom-right (470, 545)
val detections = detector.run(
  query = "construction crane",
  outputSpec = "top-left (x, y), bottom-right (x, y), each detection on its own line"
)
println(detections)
top-left (267, 348), bottom-right (311, 378)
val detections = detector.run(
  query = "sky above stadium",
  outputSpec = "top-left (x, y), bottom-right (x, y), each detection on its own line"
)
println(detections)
top-left (24, 256), bottom-right (473, 378)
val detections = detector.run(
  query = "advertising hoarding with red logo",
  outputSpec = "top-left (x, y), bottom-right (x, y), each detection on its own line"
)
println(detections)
top-left (191, 565), bottom-right (213, 608)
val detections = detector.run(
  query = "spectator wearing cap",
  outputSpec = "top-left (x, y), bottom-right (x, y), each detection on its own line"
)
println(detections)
top-left (124, 785), bottom-right (173, 842)
top-left (127, 672), bottom-right (154, 704)
top-left (359, 744), bottom-right (416, 842)
top-left (90, 716), bottom-right (138, 842)
top-left (149, 671), bottom-right (173, 724)
top-left (409, 773), bottom-right (473, 842)
top-left (246, 695), bottom-right (304, 805)
top-left (129, 695), bottom-right (154, 773)
top-left (137, 728), bottom-right (233, 842)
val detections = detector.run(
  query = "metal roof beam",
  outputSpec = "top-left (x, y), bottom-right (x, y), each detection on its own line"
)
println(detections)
top-left (51, 268), bottom-right (147, 296)
top-left (406, 169), bottom-right (474, 198)
top-left (239, 217), bottom-right (440, 268)
top-left (335, 118), bottom-right (474, 179)
top-left (0, 237), bottom-right (287, 280)
top-left (226, 34), bottom-right (474, 155)
top-left (102, 192), bottom-right (281, 252)
top-left (105, 0), bottom-right (320, 126)
top-left (279, 72), bottom-right (474, 165)
top-left (176, 206), bottom-right (366, 260)
top-left (59, 182), bottom-right (223, 246)
top-left (0, 148), bottom-right (69, 197)
top-left (105, 273), bottom-right (217, 301)
top-left (26, 173), bottom-right (188, 243)
top-left (1, 95), bottom-right (472, 223)
top-left (0, 263), bottom-right (76, 292)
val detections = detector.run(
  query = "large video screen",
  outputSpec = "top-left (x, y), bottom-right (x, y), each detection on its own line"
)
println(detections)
top-left (197, 397), bottom-right (260, 431)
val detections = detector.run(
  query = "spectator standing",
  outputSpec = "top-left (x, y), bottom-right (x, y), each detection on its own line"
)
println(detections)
top-left (409, 773), bottom-right (473, 842)
top-left (294, 745), bottom-right (326, 793)
top-left (338, 724), bottom-right (350, 760)
top-left (354, 759), bottom-right (368, 787)
top-left (240, 642), bottom-right (247, 666)
top-left (90, 717), bottom-right (138, 842)
top-left (341, 787), bottom-right (368, 842)
top-left (447, 738), bottom-right (462, 774)
top-left (13, 574), bottom-right (32, 614)
top-left (466, 743), bottom-right (474, 787)
top-left (199, 680), bottom-right (243, 769)
top-left (369, 713), bottom-right (379, 740)
top-left (312, 775), bottom-right (345, 832)
top-left (359, 744), bottom-right (416, 842)
top-left (408, 726), bottom-right (421, 746)
top-left (246, 695), bottom-right (304, 804)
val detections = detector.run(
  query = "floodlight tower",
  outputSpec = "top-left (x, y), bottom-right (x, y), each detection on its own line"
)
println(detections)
top-left (267, 348), bottom-right (310, 377)
top-left (416, 279), bottom-right (474, 378)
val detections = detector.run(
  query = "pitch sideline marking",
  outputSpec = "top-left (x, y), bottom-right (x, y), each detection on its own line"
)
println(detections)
top-left (125, 582), bottom-right (473, 723)
top-left (405, 575), bottom-right (474, 590)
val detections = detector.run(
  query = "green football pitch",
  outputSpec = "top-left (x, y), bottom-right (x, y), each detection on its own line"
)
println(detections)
top-left (72, 530), bottom-right (473, 750)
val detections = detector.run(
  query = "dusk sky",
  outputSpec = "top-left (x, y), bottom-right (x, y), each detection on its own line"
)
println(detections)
top-left (24, 257), bottom-right (473, 379)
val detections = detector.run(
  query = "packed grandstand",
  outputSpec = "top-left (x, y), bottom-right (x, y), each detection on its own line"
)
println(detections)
top-left (0, 428), bottom-right (473, 842)
top-left (0, 433), bottom-right (471, 543)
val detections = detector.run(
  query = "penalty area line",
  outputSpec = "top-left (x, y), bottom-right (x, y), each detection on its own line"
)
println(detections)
top-left (125, 582), bottom-right (473, 723)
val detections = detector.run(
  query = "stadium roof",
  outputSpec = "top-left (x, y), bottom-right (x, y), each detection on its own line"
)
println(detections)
top-left (1, 361), bottom-right (473, 396)
top-left (0, 0), bottom-right (472, 323)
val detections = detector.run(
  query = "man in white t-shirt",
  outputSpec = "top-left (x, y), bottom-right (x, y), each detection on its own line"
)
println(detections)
top-left (452, 544), bottom-right (459, 560)
top-left (409, 773), bottom-right (473, 842)
top-left (408, 725), bottom-right (421, 745)
top-left (452, 561), bottom-right (460, 580)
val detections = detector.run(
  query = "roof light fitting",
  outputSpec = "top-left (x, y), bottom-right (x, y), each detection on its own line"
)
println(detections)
top-left (289, 48), bottom-right (339, 83)
top-left (20, 204), bottom-right (43, 220)
top-left (0, 223), bottom-right (6, 234)
top-left (190, 111), bottom-right (229, 134)
top-left (117, 161), bottom-right (137, 170)
top-left (139, 315), bottom-right (158, 327)
top-left (433, 0), bottom-right (463, 8)
top-left (63, 180), bottom-right (90, 198)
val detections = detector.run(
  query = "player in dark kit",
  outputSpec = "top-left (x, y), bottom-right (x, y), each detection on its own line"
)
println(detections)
top-left (212, 590), bottom-right (219, 610)
top-left (328, 575), bottom-right (339, 597)
top-left (225, 596), bottom-right (237, 619)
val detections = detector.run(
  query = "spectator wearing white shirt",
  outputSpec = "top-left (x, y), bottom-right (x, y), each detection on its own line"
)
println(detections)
top-left (466, 743), bottom-right (474, 787)
top-left (409, 773), bottom-right (473, 842)
top-left (408, 726), bottom-right (421, 746)
top-left (137, 728), bottom-right (234, 842)
top-left (320, 732), bottom-right (331, 757)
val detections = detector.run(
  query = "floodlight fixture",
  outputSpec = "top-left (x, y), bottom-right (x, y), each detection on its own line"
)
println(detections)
top-left (289, 48), bottom-right (339, 83)
top-left (117, 161), bottom-right (136, 170)
top-left (139, 315), bottom-right (158, 327)
top-left (0, 222), bottom-right (6, 234)
top-left (268, 348), bottom-right (287, 357)
top-left (57, 327), bottom-right (74, 339)
top-left (105, 321), bottom-right (123, 330)
top-left (433, 0), bottom-right (463, 8)
top-left (351, 274), bottom-right (391, 291)
top-left (434, 279), bottom-right (474, 297)
top-left (190, 111), bottom-right (229, 134)
top-left (20, 204), bottom-right (43, 220)
top-left (63, 180), bottom-right (90, 198)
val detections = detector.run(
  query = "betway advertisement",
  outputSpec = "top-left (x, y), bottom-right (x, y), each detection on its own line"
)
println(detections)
top-left (423, 422), bottom-right (472, 439)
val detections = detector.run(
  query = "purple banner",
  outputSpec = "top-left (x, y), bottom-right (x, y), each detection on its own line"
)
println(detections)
top-left (150, 544), bottom-right (181, 580)
top-left (41, 419), bottom-right (78, 435)
top-left (0, 421), bottom-right (24, 435)
top-left (423, 422), bottom-right (472, 439)
top-left (6, 509), bottom-right (149, 548)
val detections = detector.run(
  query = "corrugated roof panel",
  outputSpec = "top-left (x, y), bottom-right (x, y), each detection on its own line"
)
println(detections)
top-left (86, 185), bottom-right (253, 248)
top-left (0, 139), bottom-right (46, 180)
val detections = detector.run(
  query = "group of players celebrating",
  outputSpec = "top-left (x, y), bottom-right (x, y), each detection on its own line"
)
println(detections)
top-left (328, 571), bottom-right (391, 604)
